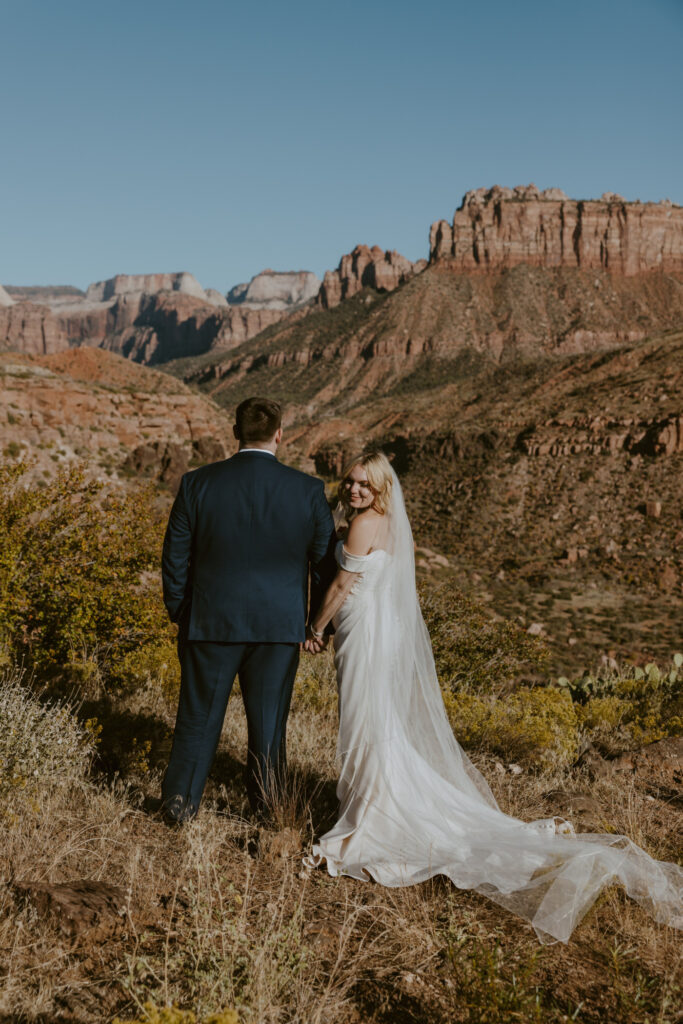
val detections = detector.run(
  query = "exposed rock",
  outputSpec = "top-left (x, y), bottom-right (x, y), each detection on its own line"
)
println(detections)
top-left (13, 880), bottom-right (128, 942)
top-left (610, 737), bottom-right (682, 802)
top-left (123, 436), bottom-right (227, 490)
top-left (430, 186), bottom-right (683, 274)
top-left (658, 563), bottom-right (678, 591)
top-left (86, 272), bottom-right (207, 303)
top-left (0, 301), bottom-right (68, 354)
top-left (205, 287), bottom-right (229, 307)
top-left (318, 245), bottom-right (423, 309)
top-left (575, 747), bottom-right (613, 780)
top-left (646, 500), bottom-right (662, 517)
top-left (227, 269), bottom-right (320, 310)
top-left (0, 284), bottom-right (14, 306)
top-left (4, 285), bottom-right (86, 309)
top-left (541, 789), bottom-right (604, 825)
top-left (55, 291), bottom-right (291, 365)
top-left (520, 416), bottom-right (683, 459)
top-left (0, 348), bottom-right (231, 488)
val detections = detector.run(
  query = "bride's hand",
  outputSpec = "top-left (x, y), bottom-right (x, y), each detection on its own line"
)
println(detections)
top-left (305, 625), bottom-right (328, 655)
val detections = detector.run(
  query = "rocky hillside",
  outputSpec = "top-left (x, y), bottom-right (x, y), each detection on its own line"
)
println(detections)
top-left (172, 258), bottom-right (683, 412)
top-left (163, 259), bottom-right (683, 672)
top-left (1, 347), bottom-right (232, 489)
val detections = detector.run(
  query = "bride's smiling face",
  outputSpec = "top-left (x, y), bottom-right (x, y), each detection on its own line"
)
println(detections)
top-left (344, 465), bottom-right (376, 510)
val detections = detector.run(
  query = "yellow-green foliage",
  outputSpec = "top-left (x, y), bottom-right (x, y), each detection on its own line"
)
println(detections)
top-left (443, 686), bottom-right (579, 768)
top-left (114, 1004), bottom-right (238, 1024)
top-left (0, 462), bottom-right (178, 698)
top-left (419, 580), bottom-right (549, 692)
top-left (293, 647), bottom-right (338, 713)
top-left (557, 656), bottom-right (682, 754)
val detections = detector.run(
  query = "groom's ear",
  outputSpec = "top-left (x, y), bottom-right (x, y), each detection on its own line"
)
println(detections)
top-left (274, 427), bottom-right (283, 445)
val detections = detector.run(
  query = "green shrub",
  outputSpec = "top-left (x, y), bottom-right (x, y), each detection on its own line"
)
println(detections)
top-left (0, 461), bottom-right (178, 699)
top-left (556, 656), bottom-right (682, 754)
top-left (443, 686), bottom-right (579, 768)
top-left (419, 580), bottom-right (550, 693)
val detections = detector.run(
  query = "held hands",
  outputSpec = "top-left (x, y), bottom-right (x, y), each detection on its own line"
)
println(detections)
top-left (304, 624), bottom-right (328, 655)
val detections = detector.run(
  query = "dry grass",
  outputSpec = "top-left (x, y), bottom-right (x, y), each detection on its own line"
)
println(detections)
top-left (0, 652), bottom-right (681, 1024)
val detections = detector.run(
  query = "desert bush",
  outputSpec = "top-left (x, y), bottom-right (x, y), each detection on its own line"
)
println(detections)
top-left (0, 666), bottom-right (94, 809)
top-left (556, 655), bottom-right (683, 754)
top-left (442, 686), bottom-right (579, 768)
top-left (0, 461), bottom-right (178, 699)
top-left (419, 580), bottom-right (550, 693)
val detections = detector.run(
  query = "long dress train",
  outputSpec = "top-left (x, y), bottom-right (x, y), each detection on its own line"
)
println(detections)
top-left (304, 470), bottom-right (682, 944)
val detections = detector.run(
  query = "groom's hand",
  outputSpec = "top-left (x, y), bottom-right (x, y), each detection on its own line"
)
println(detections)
top-left (305, 625), bottom-right (328, 655)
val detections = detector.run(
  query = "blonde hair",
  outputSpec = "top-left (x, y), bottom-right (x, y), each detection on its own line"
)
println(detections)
top-left (337, 450), bottom-right (394, 517)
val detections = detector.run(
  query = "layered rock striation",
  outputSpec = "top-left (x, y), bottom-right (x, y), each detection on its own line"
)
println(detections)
top-left (1, 274), bottom-right (292, 363)
top-left (85, 272), bottom-right (208, 303)
top-left (318, 245), bottom-right (426, 309)
top-left (0, 347), bottom-right (231, 488)
top-left (430, 185), bottom-right (683, 274)
top-left (519, 413), bottom-right (683, 458)
top-left (0, 302), bottom-right (68, 355)
top-left (228, 269), bottom-right (320, 310)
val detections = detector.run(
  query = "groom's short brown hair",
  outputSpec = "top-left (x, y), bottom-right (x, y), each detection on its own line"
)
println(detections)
top-left (235, 397), bottom-right (282, 443)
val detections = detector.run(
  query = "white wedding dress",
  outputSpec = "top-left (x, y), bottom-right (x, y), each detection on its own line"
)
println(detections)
top-left (305, 469), bottom-right (683, 944)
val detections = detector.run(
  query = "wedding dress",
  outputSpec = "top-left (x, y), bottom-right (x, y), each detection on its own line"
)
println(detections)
top-left (305, 468), bottom-right (683, 944)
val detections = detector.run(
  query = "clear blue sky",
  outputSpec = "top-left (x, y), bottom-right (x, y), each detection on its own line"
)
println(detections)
top-left (2, 0), bottom-right (681, 294)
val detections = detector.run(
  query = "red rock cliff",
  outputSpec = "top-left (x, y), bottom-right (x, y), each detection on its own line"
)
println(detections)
top-left (429, 185), bottom-right (683, 274)
top-left (319, 245), bottom-right (426, 309)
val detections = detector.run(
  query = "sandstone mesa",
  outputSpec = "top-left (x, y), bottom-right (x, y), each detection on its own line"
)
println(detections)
top-left (227, 269), bottom-right (320, 310)
top-left (429, 185), bottom-right (683, 274)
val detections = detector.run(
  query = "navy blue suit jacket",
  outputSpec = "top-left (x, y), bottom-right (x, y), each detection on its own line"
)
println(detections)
top-left (161, 451), bottom-right (336, 643)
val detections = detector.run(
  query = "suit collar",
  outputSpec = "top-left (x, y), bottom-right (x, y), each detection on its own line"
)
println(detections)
top-left (234, 449), bottom-right (277, 459)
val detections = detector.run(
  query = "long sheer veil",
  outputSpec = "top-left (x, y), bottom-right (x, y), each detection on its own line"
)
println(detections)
top-left (324, 466), bottom-right (682, 944)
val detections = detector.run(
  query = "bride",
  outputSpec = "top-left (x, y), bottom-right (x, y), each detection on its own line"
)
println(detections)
top-left (303, 450), bottom-right (682, 944)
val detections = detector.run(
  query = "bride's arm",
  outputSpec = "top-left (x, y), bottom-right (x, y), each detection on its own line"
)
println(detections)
top-left (309, 567), bottom-right (360, 636)
top-left (308, 512), bottom-right (379, 636)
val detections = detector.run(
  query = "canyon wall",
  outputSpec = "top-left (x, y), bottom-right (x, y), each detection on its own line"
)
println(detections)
top-left (429, 185), bottom-right (683, 274)
top-left (0, 303), bottom-right (68, 355)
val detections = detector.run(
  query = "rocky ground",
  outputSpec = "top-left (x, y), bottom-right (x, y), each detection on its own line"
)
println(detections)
top-left (0, 348), bottom-right (231, 490)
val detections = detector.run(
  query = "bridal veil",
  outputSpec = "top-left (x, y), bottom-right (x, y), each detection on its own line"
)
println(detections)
top-left (310, 466), bottom-right (683, 944)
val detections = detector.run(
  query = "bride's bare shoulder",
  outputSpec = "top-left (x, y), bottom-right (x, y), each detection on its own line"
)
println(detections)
top-left (345, 511), bottom-right (383, 556)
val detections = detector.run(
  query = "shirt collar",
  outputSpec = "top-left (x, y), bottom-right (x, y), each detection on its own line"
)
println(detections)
top-left (237, 448), bottom-right (276, 456)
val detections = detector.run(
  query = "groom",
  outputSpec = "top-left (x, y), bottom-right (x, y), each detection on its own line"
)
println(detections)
top-left (160, 396), bottom-right (336, 822)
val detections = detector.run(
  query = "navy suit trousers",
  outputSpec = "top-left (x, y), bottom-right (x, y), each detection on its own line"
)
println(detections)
top-left (161, 639), bottom-right (299, 819)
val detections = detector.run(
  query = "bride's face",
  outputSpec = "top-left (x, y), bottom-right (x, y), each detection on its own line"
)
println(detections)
top-left (345, 465), bottom-right (375, 510)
